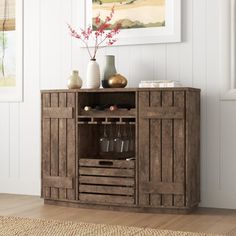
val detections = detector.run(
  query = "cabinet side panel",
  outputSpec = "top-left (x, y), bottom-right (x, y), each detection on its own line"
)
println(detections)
top-left (161, 91), bottom-right (174, 207)
top-left (173, 91), bottom-right (186, 207)
top-left (42, 93), bottom-right (51, 198)
top-left (186, 91), bottom-right (200, 207)
top-left (150, 91), bottom-right (162, 206)
top-left (67, 92), bottom-right (76, 200)
top-left (138, 91), bottom-right (150, 206)
top-left (50, 93), bottom-right (59, 199)
top-left (59, 93), bottom-right (67, 200)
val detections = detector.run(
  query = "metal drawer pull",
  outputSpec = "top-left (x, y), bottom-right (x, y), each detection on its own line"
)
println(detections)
top-left (99, 161), bottom-right (113, 166)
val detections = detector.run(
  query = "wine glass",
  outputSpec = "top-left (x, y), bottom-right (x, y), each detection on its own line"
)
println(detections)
top-left (129, 124), bottom-right (135, 153)
top-left (122, 124), bottom-right (129, 152)
top-left (108, 125), bottom-right (114, 152)
top-left (114, 125), bottom-right (123, 153)
top-left (99, 125), bottom-right (109, 153)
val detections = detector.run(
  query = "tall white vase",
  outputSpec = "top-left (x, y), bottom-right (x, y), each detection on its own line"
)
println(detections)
top-left (86, 59), bottom-right (100, 89)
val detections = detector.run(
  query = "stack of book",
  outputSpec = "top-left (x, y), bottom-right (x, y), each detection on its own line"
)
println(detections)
top-left (139, 80), bottom-right (182, 88)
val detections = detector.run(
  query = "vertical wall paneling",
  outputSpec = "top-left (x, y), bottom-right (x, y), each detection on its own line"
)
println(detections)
top-left (127, 45), bottom-right (142, 87)
top-left (192, 0), bottom-right (208, 205)
top-left (0, 104), bottom-right (10, 179)
top-left (205, 0), bottom-right (221, 206)
top-left (9, 104), bottom-right (20, 179)
top-left (19, 0), bottom-right (41, 193)
top-left (179, 0), bottom-right (193, 86)
top-left (40, 0), bottom-right (72, 89)
top-left (166, 44), bottom-right (180, 82)
top-left (153, 45), bottom-right (167, 81)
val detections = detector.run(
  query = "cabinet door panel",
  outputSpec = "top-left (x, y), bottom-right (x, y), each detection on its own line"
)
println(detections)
top-left (138, 91), bottom-right (186, 208)
top-left (41, 92), bottom-right (76, 201)
top-left (149, 92), bottom-right (162, 206)
top-left (173, 91), bottom-right (185, 207)
top-left (50, 93), bottom-right (59, 199)
top-left (42, 93), bottom-right (51, 199)
top-left (138, 92), bottom-right (150, 206)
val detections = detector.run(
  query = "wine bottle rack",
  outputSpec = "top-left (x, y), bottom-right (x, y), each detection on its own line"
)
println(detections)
top-left (77, 116), bottom-right (136, 125)
top-left (79, 108), bottom-right (136, 117)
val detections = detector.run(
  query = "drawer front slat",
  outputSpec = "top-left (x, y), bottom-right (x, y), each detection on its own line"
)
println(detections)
top-left (79, 159), bottom-right (134, 169)
top-left (79, 185), bottom-right (134, 195)
top-left (80, 167), bottom-right (134, 177)
top-left (79, 193), bottom-right (134, 205)
top-left (79, 176), bottom-right (134, 186)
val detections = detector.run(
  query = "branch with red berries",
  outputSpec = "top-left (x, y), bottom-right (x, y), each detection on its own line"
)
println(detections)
top-left (68, 6), bottom-right (121, 60)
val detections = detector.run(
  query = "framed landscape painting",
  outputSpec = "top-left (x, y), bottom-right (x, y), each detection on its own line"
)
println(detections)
top-left (0, 0), bottom-right (23, 102)
top-left (82, 0), bottom-right (181, 45)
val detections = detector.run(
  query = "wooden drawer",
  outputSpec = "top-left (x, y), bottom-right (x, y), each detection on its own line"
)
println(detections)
top-left (79, 158), bottom-right (135, 205)
top-left (79, 159), bottom-right (135, 169)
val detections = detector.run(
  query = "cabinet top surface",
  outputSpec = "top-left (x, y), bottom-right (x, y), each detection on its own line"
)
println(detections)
top-left (41, 87), bottom-right (200, 93)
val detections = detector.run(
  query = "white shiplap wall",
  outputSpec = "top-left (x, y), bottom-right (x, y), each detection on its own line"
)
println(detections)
top-left (0, 0), bottom-right (235, 209)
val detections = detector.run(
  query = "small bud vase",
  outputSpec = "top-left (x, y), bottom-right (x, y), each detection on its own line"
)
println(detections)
top-left (86, 59), bottom-right (100, 89)
top-left (67, 70), bottom-right (82, 89)
top-left (102, 55), bottom-right (117, 88)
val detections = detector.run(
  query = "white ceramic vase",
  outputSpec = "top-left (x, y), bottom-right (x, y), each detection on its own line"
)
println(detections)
top-left (86, 59), bottom-right (100, 89)
top-left (67, 70), bottom-right (82, 89)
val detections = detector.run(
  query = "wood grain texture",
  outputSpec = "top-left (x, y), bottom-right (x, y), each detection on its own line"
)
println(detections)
top-left (79, 185), bottom-right (134, 195)
top-left (79, 176), bottom-right (134, 186)
top-left (173, 91), bottom-right (186, 207)
top-left (141, 182), bottom-right (184, 195)
top-left (50, 93), bottom-right (59, 199)
top-left (79, 194), bottom-right (134, 205)
top-left (138, 91), bottom-right (150, 206)
top-left (150, 91), bottom-right (162, 206)
top-left (2, 194), bottom-right (236, 235)
top-left (42, 92), bottom-right (76, 202)
top-left (42, 94), bottom-right (51, 199)
top-left (140, 107), bottom-right (184, 119)
top-left (43, 176), bottom-right (73, 189)
top-left (161, 91), bottom-right (174, 207)
top-left (186, 91), bottom-right (200, 207)
top-left (43, 107), bottom-right (73, 119)
top-left (41, 88), bottom-right (200, 93)
top-left (79, 167), bottom-right (134, 178)
top-left (79, 159), bottom-right (134, 169)
top-left (41, 89), bottom-right (200, 212)
top-left (66, 93), bottom-right (76, 200)
top-left (59, 93), bottom-right (67, 200)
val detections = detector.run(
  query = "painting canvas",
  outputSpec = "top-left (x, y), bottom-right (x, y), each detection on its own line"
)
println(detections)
top-left (92, 0), bottom-right (166, 30)
top-left (83, 0), bottom-right (181, 45)
top-left (0, 0), bottom-right (23, 102)
top-left (0, 31), bottom-right (16, 87)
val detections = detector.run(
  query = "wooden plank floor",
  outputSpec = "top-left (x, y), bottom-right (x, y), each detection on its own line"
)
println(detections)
top-left (0, 194), bottom-right (236, 235)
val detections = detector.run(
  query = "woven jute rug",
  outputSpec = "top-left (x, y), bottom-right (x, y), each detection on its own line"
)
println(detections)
top-left (0, 216), bottom-right (224, 236)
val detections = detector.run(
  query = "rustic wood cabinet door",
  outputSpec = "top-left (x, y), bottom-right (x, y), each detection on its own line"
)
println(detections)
top-left (138, 91), bottom-right (186, 208)
top-left (41, 92), bottom-right (76, 201)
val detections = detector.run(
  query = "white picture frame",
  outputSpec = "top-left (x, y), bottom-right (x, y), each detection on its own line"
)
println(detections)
top-left (79, 0), bottom-right (181, 46)
top-left (0, 0), bottom-right (24, 102)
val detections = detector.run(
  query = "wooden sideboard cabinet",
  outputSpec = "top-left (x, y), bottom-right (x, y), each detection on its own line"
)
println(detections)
top-left (41, 88), bottom-right (200, 213)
